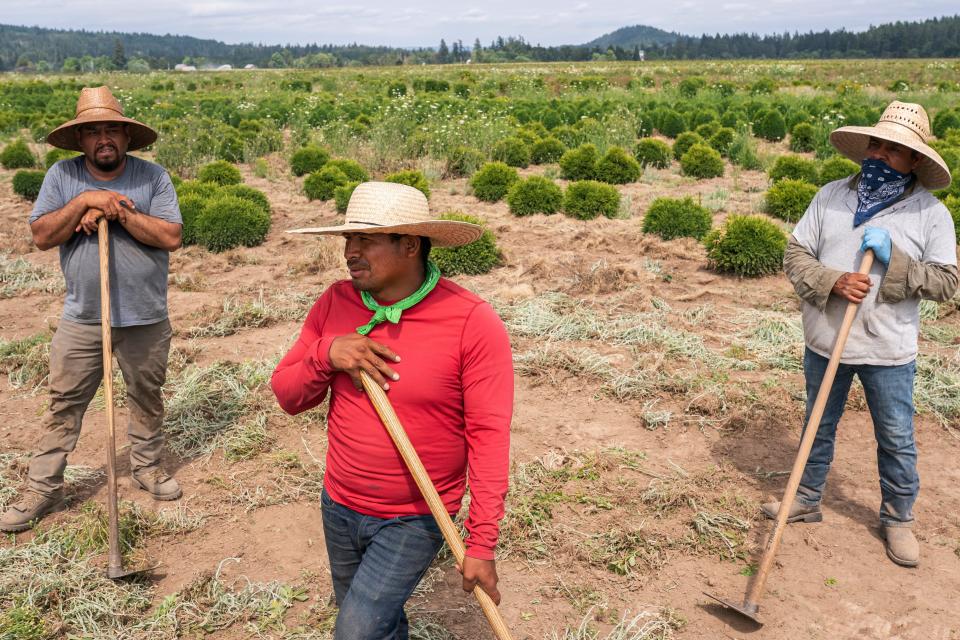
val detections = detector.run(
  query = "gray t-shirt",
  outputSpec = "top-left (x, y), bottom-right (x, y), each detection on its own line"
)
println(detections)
top-left (792, 179), bottom-right (957, 366)
top-left (30, 155), bottom-right (182, 327)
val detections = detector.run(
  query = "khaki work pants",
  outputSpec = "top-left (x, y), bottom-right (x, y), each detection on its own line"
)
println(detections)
top-left (28, 318), bottom-right (173, 496)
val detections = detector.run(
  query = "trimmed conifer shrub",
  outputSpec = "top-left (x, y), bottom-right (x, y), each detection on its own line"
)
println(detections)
top-left (445, 146), bottom-right (485, 177)
top-left (198, 160), bottom-right (242, 186)
top-left (658, 110), bottom-right (687, 138)
top-left (563, 181), bottom-right (620, 220)
top-left (385, 170), bottom-right (430, 198)
top-left (43, 148), bottom-right (79, 169)
top-left (673, 132), bottom-right (705, 161)
top-left (196, 195), bottom-right (271, 252)
top-left (695, 122), bottom-right (720, 139)
top-left (708, 127), bottom-right (736, 156)
top-left (768, 155), bottom-right (819, 184)
top-left (530, 137), bottom-right (567, 165)
top-left (304, 166), bottom-right (349, 201)
top-left (817, 156), bottom-right (860, 185)
top-left (491, 137), bottom-right (531, 168)
top-left (559, 144), bottom-right (599, 181)
top-left (754, 109), bottom-right (787, 142)
top-left (176, 180), bottom-right (220, 200)
top-left (325, 159), bottom-right (369, 183)
top-left (430, 212), bottom-right (501, 276)
top-left (290, 146), bottom-right (330, 177)
top-left (704, 215), bottom-right (787, 277)
top-left (595, 147), bottom-right (641, 184)
top-left (12, 170), bottom-right (45, 201)
top-left (789, 122), bottom-right (817, 152)
top-left (680, 144), bottom-right (724, 179)
top-left (334, 181), bottom-right (360, 214)
top-left (932, 109), bottom-right (960, 139)
top-left (765, 179), bottom-right (818, 222)
top-left (470, 162), bottom-right (519, 202)
top-left (220, 184), bottom-right (271, 214)
top-left (178, 193), bottom-right (206, 245)
top-left (642, 197), bottom-right (713, 240)
top-left (0, 139), bottom-right (36, 169)
top-left (506, 176), bottom-right (563, 216)
top-left (634, 138), bottom-right (672, 169)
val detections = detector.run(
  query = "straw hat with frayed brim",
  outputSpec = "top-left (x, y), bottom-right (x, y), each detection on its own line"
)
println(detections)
top-left (47, 86), bottom-right (157, 152)
top-left (288, 181), bottom-right (483, 248)
top-left (830, 100), bottom-right (951, 190)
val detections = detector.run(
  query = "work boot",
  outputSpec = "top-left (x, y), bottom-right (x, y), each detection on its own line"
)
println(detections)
top-left (132, 467), bottom-right (182, 501)
top-left (882, 526), bottom-right (919, 567)
top-left (760, 498), bottom-right (822, 523)
top-left (0, 489), bottom-right (65, 532)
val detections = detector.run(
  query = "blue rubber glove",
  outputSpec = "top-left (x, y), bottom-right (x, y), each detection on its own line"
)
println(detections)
top-left (861, 227), bottom-right (892, 265)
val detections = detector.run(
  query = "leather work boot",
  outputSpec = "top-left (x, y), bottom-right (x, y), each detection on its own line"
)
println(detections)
top-left (0, 489), bottom-right (65, 532)
top-left (132, 467), bottom-right (182, 501)
top-left (882, 526), bottom-right (919, 567)
top-left (760, 498), bottom-right (823, 523)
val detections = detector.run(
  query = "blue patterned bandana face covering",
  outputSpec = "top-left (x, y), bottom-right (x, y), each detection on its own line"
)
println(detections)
top-left (854, 158), bottom-right (915, 226)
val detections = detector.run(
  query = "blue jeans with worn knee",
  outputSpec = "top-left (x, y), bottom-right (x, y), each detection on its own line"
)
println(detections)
top-left (797, 348), bottom-right (918, 527)
top-left (321, 489), bottom-right (444, 640)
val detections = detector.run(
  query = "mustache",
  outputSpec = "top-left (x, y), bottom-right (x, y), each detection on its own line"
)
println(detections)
top-left (346, 259), bottom-right (369, 270)
top-left (96, 143), bottom-right (117, 152)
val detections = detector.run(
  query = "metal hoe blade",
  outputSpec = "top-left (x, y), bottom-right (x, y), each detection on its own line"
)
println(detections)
top-left (107, 562), bottom-right (158, 580)
top-left (703, 591), bottom-right (763, 625)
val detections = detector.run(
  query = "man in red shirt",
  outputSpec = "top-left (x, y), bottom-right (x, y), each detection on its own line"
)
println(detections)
top-left (271, 182), bottom-right (513, 638)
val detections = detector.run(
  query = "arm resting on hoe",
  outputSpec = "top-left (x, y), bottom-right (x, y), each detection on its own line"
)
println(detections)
top-left (30, 194), bottom-right (91, 250)
top-left (782, 237), bottom-right (846, 310)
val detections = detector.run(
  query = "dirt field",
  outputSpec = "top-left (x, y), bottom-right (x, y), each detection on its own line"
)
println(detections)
top-left (1, 151), bottom-right (959, 639)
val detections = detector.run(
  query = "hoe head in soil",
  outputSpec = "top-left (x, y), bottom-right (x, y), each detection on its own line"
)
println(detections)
top-left (703, 591), bottom-right (763, 625)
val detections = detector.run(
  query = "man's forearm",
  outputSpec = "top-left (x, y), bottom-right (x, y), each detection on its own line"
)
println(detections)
top-left (30, 194), bottom-right (89, 250)
top-left (120, 209), bottom-right (182, 251)
top-left (878, 244), bottom-right (959, 303)
top-left (783, 237), bottom-right (845, 310)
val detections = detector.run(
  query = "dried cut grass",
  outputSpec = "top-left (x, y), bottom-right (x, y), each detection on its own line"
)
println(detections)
top-left (0, 253), bottom-right (64, 298)
top-left (550, 608), bottom-right (686, 640)
top-left (0, 333), bottom-right (51, 392)
top-left (187, 290), bottom-right (311, 338)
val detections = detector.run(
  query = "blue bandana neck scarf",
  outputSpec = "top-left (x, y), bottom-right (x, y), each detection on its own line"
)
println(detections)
top-left (854, 158), bottom-right (914, 227)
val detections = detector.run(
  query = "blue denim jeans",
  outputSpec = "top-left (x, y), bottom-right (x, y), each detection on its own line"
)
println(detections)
top-left (797, 348), bottom-right (918, 527)
top-left (321, 489), bottom-right (444, 640)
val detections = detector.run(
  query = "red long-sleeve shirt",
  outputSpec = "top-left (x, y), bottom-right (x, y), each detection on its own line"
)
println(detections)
top-left (271, 278), bottom-right (513, 560)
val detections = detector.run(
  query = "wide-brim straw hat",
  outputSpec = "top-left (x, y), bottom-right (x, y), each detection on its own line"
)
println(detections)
top-left (47, 86), bottom-right (157, 152)
top-left (288, 181), bottom-right (483, 248)
top-left (830, 101), bottom-right (951, 190)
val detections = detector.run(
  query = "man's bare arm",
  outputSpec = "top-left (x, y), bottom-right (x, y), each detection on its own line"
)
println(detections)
top-left (118, 205), bottom-right (182, 252)
top-left (30, 195), bottom-right (90, 250)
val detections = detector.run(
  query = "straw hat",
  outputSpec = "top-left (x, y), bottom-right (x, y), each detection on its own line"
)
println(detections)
top-left (288, 182), bottom-right (483, 247)
top-left (47, 86), bottom-right (157, 152)
top-left (830, 101), bottom-right (951, 190)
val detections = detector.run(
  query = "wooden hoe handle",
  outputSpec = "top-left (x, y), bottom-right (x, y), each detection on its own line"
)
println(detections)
top-left (360, 371), bottom-right (514, 640)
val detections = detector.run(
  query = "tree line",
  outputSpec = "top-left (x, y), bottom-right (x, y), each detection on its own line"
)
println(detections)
top-left (1, 15), bottom-right (958, 72)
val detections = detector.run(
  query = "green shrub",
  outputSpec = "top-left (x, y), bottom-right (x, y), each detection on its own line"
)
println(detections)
top-left (563, 181), bottom-right (621, 220)
top-left (768, 155), bottom-right (819, 184)
top-left (290, 146), bottom-right (330, 176)
top-left (595, 147), bottom-right (641, 184)
top-left (932, 109), bottom-right (960, 139)
top-left (789, 122), bottom-right (817, 153)
top-left (634, 138), bottom-right (672, 169)
top-left (196, 195), bottom-right (271, 252)
top-left (728, 129), bottom-right (762, 170)
top-left (325, 159), bottom-right (369, 182)
top-left (491, 137), bottom-right (531, 168)
top-left (530, 137), bottom-right (567, 164)
top-left (334, 181), bottom-right (360, 214)
top-left (678, 77), bottom-right (706, 98)
top-left (198, 160), bottom-right (242, 186)
top-left (673, 132), bottom-right (705, 161)
top-left (704, 215), bottom-right (787, 277)
top-left (387, 81), bottom-right (407, 97)
top-left (220, 184), bottom-right (271, 214)
top-left (506, 176), bottom-right (563, 216)
top-left (944, 195), bottom-right (960, 244)
top-left (304, 166), bottom-right (349, 201)
top-left (695, 122), bottom-right (720, 139)
top-left (178, 193), bottom-right (206, 245)
top-left (754, 110), bottom-right (787, 142)
top-left (765, 179), bottom-right (818, 222)
top-left (559, 144), bottom-right (599, 181)
top-left (430, 212), bottom-right (501, 276)
top-left (1, 139), bottom-right (36, 169)
top-left (385, 170), bottom-right (430, 198)
top-left (680, 144), bottom-right (724, 179)
top-left (938, 147), bottom-right (960, 172)
top-left (43, 148), bottom-right (79, 169)
top-left (708, 127), bottom-right (736, 156)
top-left (12, 170), bottom-right (45, 201)
top-left (817, 156), bottom-right (860, 185)
top-left (445, 146), bottom-right (485, 177)
top-left (721, 109), bottom-right (748, 129)
top-left (642, 197), bottom-right (713, 240)
top-left (176, 180), bottom-right (220, 200)
top-left (470, 162), bottom-right (519, 202)
top-left (658, 110), bottom-right (687, 138)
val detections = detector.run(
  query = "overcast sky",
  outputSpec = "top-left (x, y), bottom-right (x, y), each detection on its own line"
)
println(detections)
top-left (6, 1), bottom-right (955, 47)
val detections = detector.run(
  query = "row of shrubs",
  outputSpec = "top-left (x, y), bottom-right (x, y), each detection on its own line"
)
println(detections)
top-left (1, 139), bottom-right (79, 170)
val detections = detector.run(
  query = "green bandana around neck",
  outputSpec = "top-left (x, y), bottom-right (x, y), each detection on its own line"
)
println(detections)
top-left (355, 260), bottom-right (441, 336)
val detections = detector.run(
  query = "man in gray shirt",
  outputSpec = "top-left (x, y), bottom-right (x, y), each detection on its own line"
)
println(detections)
top-left (1, 86), bottom-right (183, 532)
top-left (763, 101), bottom-right (958, 567)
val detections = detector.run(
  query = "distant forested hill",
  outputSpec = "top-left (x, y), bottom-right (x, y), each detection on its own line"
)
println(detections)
top-left (583, 25), bottom-right (679, 49)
